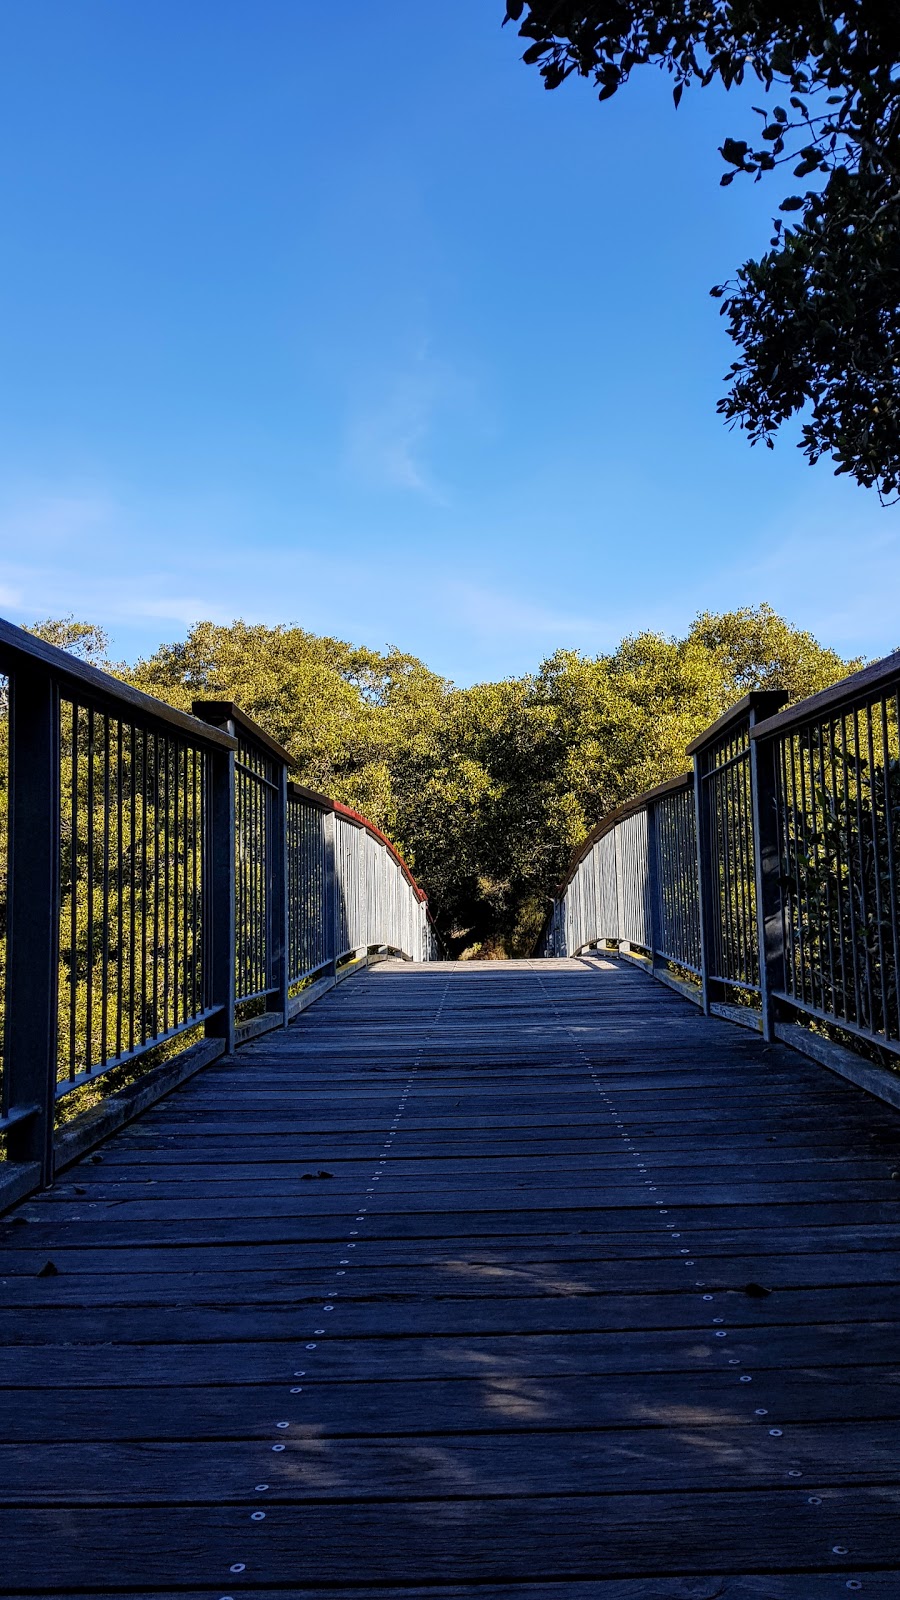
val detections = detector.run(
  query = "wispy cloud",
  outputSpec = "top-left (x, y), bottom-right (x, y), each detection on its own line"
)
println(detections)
top-left (347, 371), bottom-right (436, 493)
top-left (443, 578), bottom-right (618, 648)
top-left (1, 491), bottom-right (119, 551)
top-left (343, 334), bottom-right (471, 501)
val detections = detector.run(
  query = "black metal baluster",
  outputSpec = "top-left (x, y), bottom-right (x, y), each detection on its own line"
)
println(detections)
top-left (851, 706), bottom-right (875, 1032)
top-left (881, 696), bottom-right (900, 1041)
top-left (163, 734), bottom-right (170, 1035)
top-left (86, 705), bottom-right (95, 1073)
top-left (828, 716), bottom-right (849, 1024)
top-left (100, 712), bottom-right (111, 1070)
top-left (115, 720), bottom-right (124, 1061)
top-left (69, 702), bottom-right (79, 1083)
top-left (865, 701), bottom-right (889, 1038)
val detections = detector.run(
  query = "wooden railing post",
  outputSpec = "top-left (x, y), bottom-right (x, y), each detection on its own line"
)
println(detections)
top-left (205, 744), bottom-right (236, 1054)
top-left (749, 723), bottom-right (785, 1044)
top-left (5, 665), bottom-right (60, 1185)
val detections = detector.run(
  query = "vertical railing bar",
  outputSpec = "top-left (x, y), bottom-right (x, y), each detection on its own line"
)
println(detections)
top-left (179, 739), bottom-right (187, 1027)
top-left (750, 716), bottom-right (785, 1043)
top-left (260, 769), bottom-right (267, 992)
top-left (740, 749), bottom-right (756, 986)
top-left (724, 748), bottom-right (738, 982)
top-left (237, 764), bottom-right (245, 1002)
top-left (814, 718), bottom-right (837, 1021)
top-left (865, 701), bottom-right (889, 1038)
top-left (243, 758), bottom-right (249, 985)
top-left (881, 695), bottom-right (900, 1041)
top-left (269, 756), bottom-right (288, 1020)
top-left (720, 756), bottom-right (732, 979)
top-left (162, 733), bottom-right (170, 1038)
top-left (141, 726), bottom-right (150, 1049)
top-left (175, 742), bottom-right (182, 1028)
top-left (672, 795), bottom-right (681, 963)
top-left (736, 736), bottom-right (750, 985)
top-left (729, 751), bottom-right (742, 983)
top-left (86, 704), bottom-right (95, 1074)
top-left (151, 731), bottom-right (160, 1040)
top-left (255, 769), bottom-right (262, 993)
top-left (714, 765), bottom-right (729, 983)
top-left (777, 736), bottom-right (796, 1002)
top-left (840, 710), bottom-right (862, 1027)
top-left (732, 749), bottom-right (750, 985)
top-left (647, 800), bottom-right (662, 970)
top-left (851, 705), bottom-right (875, 1032)
top-left (196, 747), bottom-right (204, 1018)
top-left (828, 715), bottom-right (849, 1024)
top-left (740, 733), bottom-right (751, 983)
top-left (709, 767), bottom-right (723, 982)
top-left (100, 711), bottom-right (110, 1071)
top-left (787, 732), bottom-right (808, 1011)
top-left (128, 723), bottom-right (136, 1056)
top-left (675, 792), bottom-right (685, 965)
top-left (115, 719), bottom-right (124, 1062)
top-left (804, 721), bottom-right (823, 1015)
top-left (257, 768), bottom-right (264, 992)
top-left (251, 768), bottom-right (257, 993)
top-left (205, 736), bottom-right (236, 1052)
top-left (733, 744), bottom-right (746, 982)
top-left (693, 753), bottom-right (712, 1013)
top-left (69, 702), bottom-right (79, 1083)
top-left (672, 796), bottom-right (683, 963)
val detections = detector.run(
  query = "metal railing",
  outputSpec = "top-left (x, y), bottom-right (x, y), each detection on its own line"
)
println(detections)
top-left (0, 617), bottom-right (436, 1205)
top-left (537, 658), bottom-right (900, 1070)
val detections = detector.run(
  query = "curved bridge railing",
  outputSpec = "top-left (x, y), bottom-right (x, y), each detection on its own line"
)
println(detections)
top-left (0, 616), bottom-right (437, 1207)
top-left (538, 652), bottom-right (900, 1082)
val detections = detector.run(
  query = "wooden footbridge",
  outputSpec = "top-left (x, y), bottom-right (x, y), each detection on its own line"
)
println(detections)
top-left (4, 957), bottom-right (900, 1595)
top-left (2, 619), bottom-right (900, 1594)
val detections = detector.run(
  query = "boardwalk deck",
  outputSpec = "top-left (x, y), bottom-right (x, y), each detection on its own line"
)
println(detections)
top-left (2, 957), bottom-right (900, 1596)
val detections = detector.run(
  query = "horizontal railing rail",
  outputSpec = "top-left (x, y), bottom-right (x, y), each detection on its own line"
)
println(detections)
top-left (0, 619), bottom-right (437, 1209)
top-left (538, 658), bottom-right (900, 1078)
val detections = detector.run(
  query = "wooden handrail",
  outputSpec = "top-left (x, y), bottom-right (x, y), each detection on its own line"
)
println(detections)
top-left (751, 648), bottom-right (900, 742)
top-left (0, 617), bottom-right (238, 751)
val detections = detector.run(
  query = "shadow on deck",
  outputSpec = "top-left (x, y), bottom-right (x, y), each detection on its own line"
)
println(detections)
top-left (1, 957), bottom-right (900, 1596)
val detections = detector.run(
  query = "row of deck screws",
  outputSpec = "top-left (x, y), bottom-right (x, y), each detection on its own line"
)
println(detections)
top-left (553, 964), bottom-right (863, 1584)
top-left (225, 990), bottom-right (420, 1580)
top-left (224, 972), bottom-right (453, 1584)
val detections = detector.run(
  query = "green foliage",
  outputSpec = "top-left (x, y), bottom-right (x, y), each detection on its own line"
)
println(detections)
top-left (27, 615), bottom-right (112, 664)
top-left (125, 605), bottom-right (855, 957)
top-left (504, 2), bottom-right (900, 498)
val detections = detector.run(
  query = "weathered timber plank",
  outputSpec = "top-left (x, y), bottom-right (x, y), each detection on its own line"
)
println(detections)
top-left (5, 1284), bottom-right (900, 1344)
top-left (1, 1418), bottom-right (898, 1504)
top-left (3, 1366), bottom-right (898, 1443)
top-left (2, 1581), bottom-right (894, 1600)
top-left (2, 1489), bottom-right (899, 1587)
top-left (0, 1322), bottom-right (896, 1386)
top-left (5, 1250), bottom-right (900, 1306)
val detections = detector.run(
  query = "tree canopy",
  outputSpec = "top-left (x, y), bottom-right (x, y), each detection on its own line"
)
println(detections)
top-left (115, 605), bottom-right (854, 958)
top-left (504, 2), bottom-right (900, 500)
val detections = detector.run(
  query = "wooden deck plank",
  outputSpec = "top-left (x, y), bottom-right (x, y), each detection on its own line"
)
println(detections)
top-left (1, 956), bottom-right (899, 1595)
top-left (4, 1366), bottom-right (900, 1443)
top-left (2, 1490), bottom-right (900, 1587)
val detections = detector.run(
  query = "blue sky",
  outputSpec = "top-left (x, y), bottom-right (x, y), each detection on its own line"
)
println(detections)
top-left (0, 0), bottom-right (896, 683)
